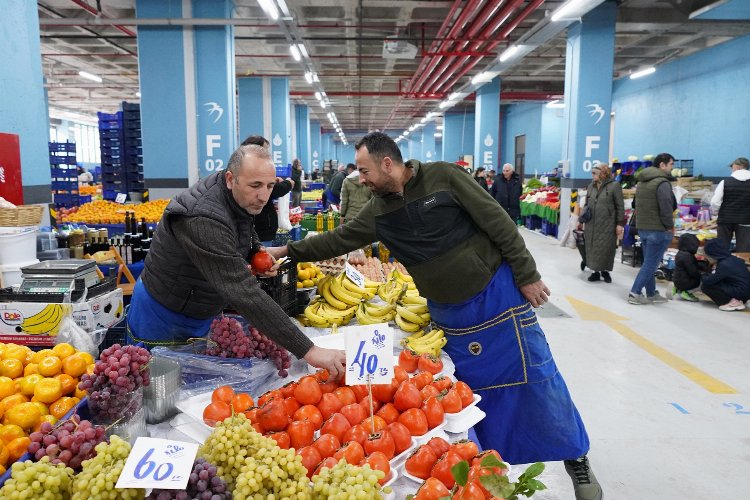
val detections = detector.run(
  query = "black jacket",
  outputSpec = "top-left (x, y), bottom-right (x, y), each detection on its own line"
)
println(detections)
top-left (475, 177), bottom-right (488, 191)
top-left (329, 171), bottom-right (346, 198)
top-left (291, 168), bottom-right (302, 193)
top-left (490, 173), bottom-right (522, 220)
top-left (673, 233), bottom-right (703, 291)
top-left (702, 238), bottom-right (750, 300)
top-left (254, 180), bottom-right (293, 241)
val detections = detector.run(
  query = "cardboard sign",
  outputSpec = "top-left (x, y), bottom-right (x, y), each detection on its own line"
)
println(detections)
top-left (344, 323), bottom-right (393, 385)
top-left (344, 263), bottom-right (366, 290)
top-left (116, 437), bottom-right (199, 490)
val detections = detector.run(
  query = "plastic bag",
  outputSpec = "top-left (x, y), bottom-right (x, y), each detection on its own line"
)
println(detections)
top-left (56, 316), bottom-right (106, 358)
top-left (151, 344), bottom-right (278, 398)
top-left (277, 193), bottom-right (293, 231)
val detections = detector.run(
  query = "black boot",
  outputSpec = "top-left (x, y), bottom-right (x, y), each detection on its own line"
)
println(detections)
top-left (587, 272), bottom-right (601, 282)
top-left (580, 260), bottom-right (586, 271)
top-left (602, 271), bottom-right (611, 283)
top-left (564, 456), bottom-right (603, 500)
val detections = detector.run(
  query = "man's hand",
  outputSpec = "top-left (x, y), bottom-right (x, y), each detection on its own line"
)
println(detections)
top-left (520, 280), bottom-right (551, 308)
top-left (266, 245), bottom-right (288, 261)
top-left (616, 224), bottom-right (624, 240)
top-left (304, 346), bottom-right (346, 380)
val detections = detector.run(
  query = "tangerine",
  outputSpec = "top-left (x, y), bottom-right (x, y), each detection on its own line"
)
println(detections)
top-left (52, 343), bottom-right (76, 360)
top-left (0, 424), bottom-right (25, 444)
top-left (0, 443), bottom-right (8, 467)
top-left (23, 363), bottom-right (39, 376)
top-left (37, 356), bottom-right (62, 377)
top-left (6, 436), bottom-right (30, 461)
top-left (49, 396), bottom-right (79, 420)
top-left (34, 414), bottom-right (57, 431)
top-left (33, 378), bottom-right (63, 404)
top-left (0, 359), bottom-right (23, 379)
top-left (18, 374), bottom-right (43, 396)
top-left (31, 349), bottom-right (55, 364)
top-left (3, 402), bottom-right (42, 430)
top-left (0, 377), bottom-right (14, 399)
top-left (62, 353), bottom-right (88, 378)
top-left (55, 374), bottom-right (77, 395)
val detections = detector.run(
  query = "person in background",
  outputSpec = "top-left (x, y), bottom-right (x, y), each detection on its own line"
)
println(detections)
top-left (311, 167), bottom-right (320, 181)
top-left (325, 165), bottom-right (347, 206)
top-left (473, 167), bottom-right (488, 191)
top-left (628, 153), bottom-right (677, 305)
top-left (701, 238), bottom-right (750, 311)
top-left (77, 165), bottom-right (93, 185)
top-left (581, 163), bottom-right (624, 283)
top-left (268, 132), bottom-right (601, 500)
top-left (487, 169), bottom-right (496, 189)
top-left (128, 144), bottom-right (345, 376)
top-left (490, 163), bottom-right (522, 222)
top-left (291, 158), bottom-right (303, 207)
top-left (340, 167), bottom-right (372, 223)
top-left (669, 233), bottom-right (706, 301)
top-left (710, 157), bottom-right (750, 252)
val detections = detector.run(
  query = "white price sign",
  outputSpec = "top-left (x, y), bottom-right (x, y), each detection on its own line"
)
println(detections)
top-left (115, 193), bottom-right (127, 204)
top-left (290, 206), bottom-right (303, 215)
top-left (115, 438), bottom-right (199, 490)
top-left (344, 323), bottom-right (393, 385)
top-left (344, 262), bottom-right (366, 290)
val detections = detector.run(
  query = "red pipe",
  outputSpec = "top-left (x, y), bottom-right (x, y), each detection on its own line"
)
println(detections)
top-left (290, 90), bottom-right (558, 100)
top-left (69, 0), bottom-right (137, 37)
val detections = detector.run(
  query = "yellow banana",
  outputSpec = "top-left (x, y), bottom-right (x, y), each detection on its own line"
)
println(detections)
top-left (402, 303), bottom-right (429, 315)
top-left (320, 278), bottom-right (350, 310)
top-left (406, 328), bottom-right (443, 347)
top-left (419, 312), bottom-right (431, 323)
top-left (341, 274), bottom-right (374, 299)
top-left (396, 305), bottom-right (426, 325)
top-left (329, 275), bottom-right (362, 306)
top-left (401, 295), bottom-right (427, 306)
top-left (363, 302), bottom-right (394, 317)
top-left (356, 302), bottom-right (384, 325)
top-left (304, 302), bottom-right (331, 327)
top-left (395, 313), bottom-right (421, 333)
top-left (394, 268), bottom-right (414, 283)
top-left (403, 330), bottom-right (425, 342)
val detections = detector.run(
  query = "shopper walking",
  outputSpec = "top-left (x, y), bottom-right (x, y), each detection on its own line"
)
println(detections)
top-left (628, 153), bottom-right (677, 304)
top-left (291, 158), bottom-right (303, 207)
top-left (710, 157), bottom-right (750, 252)
top-left (701, 238), bottom-right (750, 311)
top-left (269, 132), bottom-right (602, 500)
top-left (340, 169), bottom-right (372, 223)
top-left (128, 144), bottom-right (345, 378)
top-left (490, 163), bottom-right (522, 221)
top-left (582, 164), bottom-right (624, 283)
top-left (473, 167), bottom-right (489, 191)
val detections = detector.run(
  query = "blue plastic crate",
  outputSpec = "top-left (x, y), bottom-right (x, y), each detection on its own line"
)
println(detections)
top-left (97, 111), bottom-right (121, 121)
top-left (122, 101), bottom-right (140, 111)
top-left (50, 166), bottom-right (76, 178)
top-left (99, 129), bottom-right (122, 139)
top-left (79, 195), bottom-right (92, 204)
top-left (103, 189), bottom-right (118, 200)
top-left (276, 166), bottom-right (292, 177)
top-left (100, 136), bottom-right (121, 146)
top-left (54, 193), bottom-right (80, 206)
top-left (98, 121), bottom-right (122, 131)
top-left (49, 155), bottom-right (77, 165)
top-left (306, 182), bottom-right (325, 190)
top-left (48, 142), bottom-right (76, 152)
top-left (101, 166), bottom-right (124, 175)
top-left (122, 128), bottom-right (141, 140)
top-left (51, 180), bottom-right (78, 191)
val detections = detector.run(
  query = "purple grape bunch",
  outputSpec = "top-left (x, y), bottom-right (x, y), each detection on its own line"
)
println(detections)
top-left (146, 458), bottom-right (230, 500)
top-left (27, 415), bottom-right (107, 471)
top-left (206, 316), bottom-right (292, 377)
top-left (79, 344), bottom-right (151, 420)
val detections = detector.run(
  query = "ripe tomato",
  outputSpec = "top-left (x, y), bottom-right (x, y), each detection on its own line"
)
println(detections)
top-left (450, 439), bottom-right (479, 461)
top-left (414, 477), bottom-right (451, 500)
top-left (283, 396), bottom-right (301, 417)
top-left (361, 415), bottom-right (387, 434)
top-left (317, 392), bottom-right (344, 420)
top-left (211, 385), bottom-right (235, 405)
top-left (422, 396), bottom-right (445, 429)
top-left (349, 384), bottom-right (369, 402)
top-left (258, 399), bottom-right (290, 432)
top-left (244, 407), bottom-right (259, 423)
top-left (294, 404), bottom-right (324, 430)
top-left (333, 440), bottom-right (365, 465)
top-left (376, 402), bottom-right (400, 425)
top-left (288, 419), bottom-right (315, 449)
top-left (294, 376), bottom-right (323, 405)
top-left (279, 381), bottom-right (298, 398)
top-left (359, 395), bottom-right (382, 415)
top-left (431, 376), bottom-right (453, 393)
top-left (411, 371), bottom-right (434, 390)
top-left (267, 431), bottom-right (290, 449)
top-left (454, 482), bottom-right (486, 500)
top-left (421, 384), bottom-right (440, 400)
top-left (258, 389), bottom-right (282, 407)
top-left (342, 424), bottom-right (368, 446)
top-left (320, 413), bottom-right (351, 442)
top-left (393, 381), bottom-right (423, 412)
top-left (398, 349), bottom-right (420, 373)
top-left (297, 445), bottom-right (322, 478)
top-left (430, 450), bottom-right (463, 489)
top-left (454, 381), bottom-right (474, 408)
top-left (386, 422), bottom-right (412, 454)
top-left (438, 388), bottom-right (462, 414)
top-left (360, 451), bottom-right (391, 485)
top-left (417, 354), bottom-right (443, 375)
top-left (333, 386), bottom-right (357, 406)
top-left (312, 457), bottom-right (338, 477)
top-left (363, 430), bottom-right (395, 459)
top-left (371, 378), bottom-right (398, 403)
top-left (312, 433), bottom-right (341, 459)
top-left (425, 436), bottom-right (450, 458)
top-left (202, 401), bottom-right (231, 427)
top-left (397, 408), bottom-right (428, 436)
top-left (405, 445), bottom-right (439, 480)
top-left (230, 393), bottom-right (254, 413)
top-left (251, 250), bottom-right (274, 273)
top-left (340, 403), bottom-right (367, 427)
top-left (393, 365), bottom-right (409, 384)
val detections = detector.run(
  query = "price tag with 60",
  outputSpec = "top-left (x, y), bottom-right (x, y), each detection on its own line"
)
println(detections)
top-left (116, 437), bottom-right (199, 490)
top-left (344, 323), bottom-right (393, 385)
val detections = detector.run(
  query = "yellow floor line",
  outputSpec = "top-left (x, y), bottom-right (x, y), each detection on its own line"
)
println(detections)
top-left (567, 296), bottom-right (737, 394)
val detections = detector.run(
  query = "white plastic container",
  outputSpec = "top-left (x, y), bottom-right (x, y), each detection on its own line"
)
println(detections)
top-left (0, 259), bottom-right (38, 287)
top-left (0, 227), bottom-right (39, 266)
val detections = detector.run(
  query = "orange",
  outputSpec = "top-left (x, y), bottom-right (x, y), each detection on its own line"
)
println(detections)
top-left (18, 374), bottom-right (43, 396)
top-left (49, 397), bottom-right (79, 420)
top-left (6, 436), bottom-right (30, 462)
top-left (0, 359), bottom-right (23, 379)
top-left (37, 356), bottom-right (62, 377)
top-left (76, 351), bottom-right (94, 366)
top-left (23, 363), bottom-right (39, 376)
top-left (34, 378), bottom-right (62, 404)
top-left (23, 350), bottom-right (33, 366)
top-left (0, 464), bottom-right (5, 475)
top-left (0, 377), bottom-right (14, 399)
top-left (1, 345), bottom-right (27, 363)
top-left (0, 394), bottom-right (29, 417)
top-left (31, 402), bottom-right (49, 416)
top-left (74, 386), bottom-right (87, 400)
top-left (34, 415), bottom-right (57, 431)
top-left (0, 424), bottom-right (25, 444)
top-left (52, 343), bottom-right (76, 360)
top-left (0, 344), bottom-right (6, 358)
top-left (62, 354), bottom-right (88, 378)
top-left (85, 364), bottom-right (95, 375)
top-left (31, 349), bottom-right (55, 364)
top-left (55, 374), bottom-right (76, 395)
top-left (3, 402), bottom-right (41, 431)
top-left (0, 443), bottom-right (8, 467)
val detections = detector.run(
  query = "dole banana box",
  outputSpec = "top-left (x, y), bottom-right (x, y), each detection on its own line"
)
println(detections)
top-left (0, 289), bottom-right (123, 346)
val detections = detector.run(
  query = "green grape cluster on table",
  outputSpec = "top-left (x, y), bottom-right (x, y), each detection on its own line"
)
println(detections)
top-left (71, 435), bottom-right (144, 500)
top-left (0, 456), bottom-right (74, 500)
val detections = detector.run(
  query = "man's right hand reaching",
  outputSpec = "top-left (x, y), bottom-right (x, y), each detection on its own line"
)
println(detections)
top-left (304, 345), bottom-right (346, 381)
top-left (265, 245), bottom-right (288, 261)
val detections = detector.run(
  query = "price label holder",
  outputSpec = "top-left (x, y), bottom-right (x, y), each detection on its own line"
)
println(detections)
top-left (115, 193), bottom-right (127, 204)
top-left (344, 323), bottom-right (393, 386)
top-left (290, 206), bottom-right (304, 215)
top-left (116, 437), bottom-right (199, 490)
top-left (344, 262), bottom-right (366, 290)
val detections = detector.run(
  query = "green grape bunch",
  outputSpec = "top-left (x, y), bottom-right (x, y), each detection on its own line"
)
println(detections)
top-left (311, 459), bottom-right (389, 500)
top-left (71, 435), bottom-right (144, 500)
top-left (0, 456), bottom-right (74, 500)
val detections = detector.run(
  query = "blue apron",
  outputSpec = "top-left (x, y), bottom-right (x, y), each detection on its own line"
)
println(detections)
top-left (429, 264), bottom-right (590, 464)
top-left (126, 279), bottom-right (213, 348)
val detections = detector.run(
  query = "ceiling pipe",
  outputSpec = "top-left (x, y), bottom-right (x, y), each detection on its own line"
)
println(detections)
top-left (68, 0), bottom-right (137, 37)
top-left (291, 90), bottom-right (559, 100)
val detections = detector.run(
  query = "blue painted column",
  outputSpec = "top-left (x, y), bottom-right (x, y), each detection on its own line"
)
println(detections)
top-left (270, 78), bottom-right (291, 169)
top-left (474, 77), bottom-right (501, 171)
top-left (237, 77), bottom-right (292, 169)
top-left (0, 1), bottom-right (51, 203)
top-left (421, 124), bottom-right (437, 162)
top-left (310, 121), bottom-right (322, 174)
top-left (408, 130), bottom-right (423, 160)
top-left (559, 1), bottom-right (617, 234)
top-left (295, 105), bottom-right (311, 171)
top-left (237, 78), bottom-right (266, 143)
top-left (442, 112), bottom-right (475, 164)
top-left (322, 134), bottom-right (333, 162)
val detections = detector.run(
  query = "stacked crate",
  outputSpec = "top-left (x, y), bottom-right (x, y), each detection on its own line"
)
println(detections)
top-left (98, 101), bottom-right (144, 201)
top-left (49, 141), bottom-right (79, 207)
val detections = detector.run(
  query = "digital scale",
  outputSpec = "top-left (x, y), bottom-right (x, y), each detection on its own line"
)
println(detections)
top-left (0, 260), bottom-right (115, 303)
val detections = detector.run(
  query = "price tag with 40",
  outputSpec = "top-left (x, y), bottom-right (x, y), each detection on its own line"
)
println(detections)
top-left (344, 323), bottom-right (393, 386)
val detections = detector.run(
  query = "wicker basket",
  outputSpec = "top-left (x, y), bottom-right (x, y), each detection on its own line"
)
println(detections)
top-left (0, 205), bottom-right (44, 227)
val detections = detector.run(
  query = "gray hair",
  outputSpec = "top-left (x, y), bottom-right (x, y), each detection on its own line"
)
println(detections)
top-left (227, 144), bottom-right (272, 175)
top-left (502, 163), bottom-right (514, 171)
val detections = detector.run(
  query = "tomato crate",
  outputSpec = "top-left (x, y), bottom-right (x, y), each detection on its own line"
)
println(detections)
top-left (256, 259), bottom-right (297, 316)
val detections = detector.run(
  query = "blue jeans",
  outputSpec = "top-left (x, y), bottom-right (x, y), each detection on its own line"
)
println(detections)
top-left (630, 230), bottom-right (673, 297)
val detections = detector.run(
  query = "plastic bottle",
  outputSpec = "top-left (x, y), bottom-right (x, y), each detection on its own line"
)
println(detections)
top-left (327, 211), bottom-right (335, 231)
top-left (316, 211), bottom-right (324, 232)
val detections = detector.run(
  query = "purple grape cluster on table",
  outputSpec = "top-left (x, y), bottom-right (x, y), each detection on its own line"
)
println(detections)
top-left (27, 415), bottom-right (106, 471)
top-left (79, 344), bottom-right (151, 420)
top-left (206, 316), bottom-right (292, 377)
top-left (146, 458), bottom-right (230, 500)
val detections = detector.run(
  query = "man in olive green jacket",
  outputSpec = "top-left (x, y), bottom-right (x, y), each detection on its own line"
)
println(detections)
top-left (339, 170), bottom-right (372, 223)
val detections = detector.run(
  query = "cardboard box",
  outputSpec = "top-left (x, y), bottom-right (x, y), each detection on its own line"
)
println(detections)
top-left (0, 289), bottom-right (123, 346)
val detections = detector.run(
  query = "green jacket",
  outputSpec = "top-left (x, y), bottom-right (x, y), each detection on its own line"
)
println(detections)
top-left (340, 173), bottom-right (372, 221)
top-left (288, 160), bottom-right (540, 303)
top-left (634, 167), bottom-right (675, 231)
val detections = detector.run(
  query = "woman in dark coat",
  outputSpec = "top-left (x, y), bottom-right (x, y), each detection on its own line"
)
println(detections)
top-left (582, 164), bottom-right (625, 282)
top-left (490, 163), bottom-right (522, 221)
top-left (473, 167), bottom-right (489, 191)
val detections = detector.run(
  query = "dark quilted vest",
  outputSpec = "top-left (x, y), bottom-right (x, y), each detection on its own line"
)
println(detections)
top-left (140, 172), bottom-right (256, 318)
top-left (718, 177), bottom-right (750, 224)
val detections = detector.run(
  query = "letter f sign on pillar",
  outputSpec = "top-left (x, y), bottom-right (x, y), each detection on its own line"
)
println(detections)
top-left (207, 135), bottom-right (221, 157)
top-left (585, 136), bottom-right (600, 158)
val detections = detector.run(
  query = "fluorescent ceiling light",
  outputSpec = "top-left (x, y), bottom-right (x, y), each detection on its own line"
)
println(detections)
top-left (498, 45), bottom-right (520, 63)
top-left (416, 123), bottom-right (424, 127)
top-left (434, 133), bottom-right (442, 138)
top-left (471, 71), bottom-right (498, 85)
top-left (135, 91), bottom-right (141, 97)
top-left (257, 0), bottom-right (279, 20)
top-left (448, 92), bottom-right (463, 101)
top-left (408, 124), bottom-right (417, 132)
top-left (404, 130), bottom-right (410, 136)
top-left (320, 100), bottom-right (327, 109)
top-left (551, 0), bottom-right (584, 22)
top-left (436, 125), bottom-right (443, 130)
top-left (438, 100), bottom-right (452, 109)
top-left (312, 73), bottom-right (319, 82)
top-left (289, 45), bottom-right (301, 61)
top-left (314, 91), bottom-right (322, 100)
top-left (426, 112), bottom-right (436, 119)
top-left (78, 71), bottom-right (102, 83)
top-left (304, 72), bottom-right (313, 84)
top-left (420, 117), bottom-right (427, 124)
top-left (546, 100), bottom-right (565, 108)
top-left (297, 44), bottom-right (309, 59)
top-left (630, 66), bottom-right (656, 79)
top-left (689, 0), bottom-right (730, 19)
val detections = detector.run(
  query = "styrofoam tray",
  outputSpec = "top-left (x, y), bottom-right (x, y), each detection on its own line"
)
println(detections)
top-left (413, 420), bottom-right (447, 445)
top-left (444, 394), bottom-right (482, 425)
top-left (390, 438), bottom-right (416, 468)
top-left (175, 391), bottom-right (214, 430)
top-left (383, 467), bottom-right (399, 488)
top-left (401, 460), bottom-right (511, 485)
top-left (444, 406), bottom-right (486, 434)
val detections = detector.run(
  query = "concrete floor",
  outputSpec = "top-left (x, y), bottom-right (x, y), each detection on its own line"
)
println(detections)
top-left (507, 229), bottom-right (750, 500)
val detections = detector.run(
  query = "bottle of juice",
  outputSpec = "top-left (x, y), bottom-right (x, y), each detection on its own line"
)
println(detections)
top-left (316, 211), bottom-right (324, 232)
top-left (327, 211), bottom-right (334, 231)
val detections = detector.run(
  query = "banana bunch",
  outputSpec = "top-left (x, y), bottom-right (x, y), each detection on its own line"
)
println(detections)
top-left (395, 301), bottom-right (431, 333)
top-left (301, 300), bottom-right (357, 328)
top-left (377, 279), bottom-right (408, 304)
top-left (389, 267), bottom-right (422, 297)
top-left (401, 328), bottom-right (446, 357)
top-left (356, 301), bottom-right (396, 325)
top-left (20, 304), bottom-right (72, 335)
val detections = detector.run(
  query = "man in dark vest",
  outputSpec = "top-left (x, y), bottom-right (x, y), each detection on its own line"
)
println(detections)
top-left (711, 157), bottom-right (750, 252)
top-left (128, 144), bottom-right (345, 378)
top-left (490, 163), bottom-right (522, 221)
